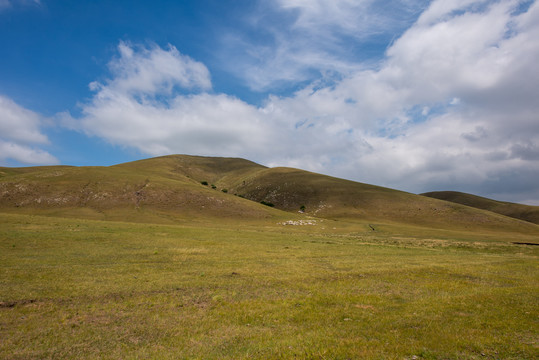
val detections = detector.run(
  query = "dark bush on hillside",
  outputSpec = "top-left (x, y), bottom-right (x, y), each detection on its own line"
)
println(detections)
top-left (260, 200), bottom-right (275, 207)
top-left (201, 181), bottom-right (208, 186)
top-left (211, 184), bottom-right (217, 189)
top-left (222, 189), bottom-right (228, 193)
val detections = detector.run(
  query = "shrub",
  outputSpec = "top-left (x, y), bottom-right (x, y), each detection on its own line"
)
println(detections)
top-left (201, 181), bottom-right (208, 186)
top-left (222, 189), bottom-right (228, 193)
top-left (260, 200), bottom-right (275, 207)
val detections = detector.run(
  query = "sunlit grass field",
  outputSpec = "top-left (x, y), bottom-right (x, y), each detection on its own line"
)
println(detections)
top-left (1, 212), bottom-right (538, 359)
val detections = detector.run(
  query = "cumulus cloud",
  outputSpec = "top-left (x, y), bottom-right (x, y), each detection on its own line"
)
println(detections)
top-left (0, 96), bottom-right (48, 144)
top-left (0, 140), bottom-right (57, 165)
top-left (77, 42), bottom-right (271, 157)
top-left (75, 0), bottom-right (539, 204)
top-left (0, 95), bottom-right (58, 165)
top-left (254, 0), bottom-right (539, 203)
top-left (299, 1), bottom-right (539, 198)
top-left (90, 41), bottom-right (212, 98)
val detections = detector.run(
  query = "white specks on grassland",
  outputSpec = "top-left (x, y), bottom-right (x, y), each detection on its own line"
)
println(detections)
top-left (279, 220), bottom-right (317, 226)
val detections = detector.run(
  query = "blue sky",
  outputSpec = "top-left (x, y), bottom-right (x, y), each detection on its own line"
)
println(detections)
top-left (1, 0), bottom-right (539, 205)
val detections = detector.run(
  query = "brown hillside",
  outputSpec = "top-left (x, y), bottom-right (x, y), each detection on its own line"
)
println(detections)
top-left (1, 155), bottom-right (538, 235)
top-left (226, 167), bottom-right (539, 232)
top-left (0, 156), bottom-right (281, 223)
top-left (422, 191), bottom-right (539, 225)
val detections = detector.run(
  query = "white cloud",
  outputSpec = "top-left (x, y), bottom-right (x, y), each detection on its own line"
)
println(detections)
top-left (318, 0), bottom-right (539, 201)
top-left (0, 95), bottom-right (58, 165)
top-left (385, 0), bottom-right (518, 98)
top-left (80, 92), bottom-right (270, 157)
top-left (278, 0), bottom-right (425, 37)
top-left (77, 42), bottom-right (271, 158)
top-left (255, 0), bottom-right (539, 204)
top-left (0, 96), bottom-right (48, 144)
top-left (416, 0), bottom-right (490, 25)
top-left (0, 140), bottom-right (57, 165)
top-left (75, 0), bottom-right (539, 204)
top-left (91, 41), bottom-right (212, 98)
top-left (219, 0), bottom-right (428, 91)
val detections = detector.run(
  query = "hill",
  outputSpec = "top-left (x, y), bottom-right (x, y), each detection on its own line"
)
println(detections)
top-left (223, 167), bottom-right (539, 232)
top-left (0, 155), bottom-right (283, 223)
top-left (422, 191), bottom-right (539, 225)
top-left (1, 155), bottom-right (538, 235)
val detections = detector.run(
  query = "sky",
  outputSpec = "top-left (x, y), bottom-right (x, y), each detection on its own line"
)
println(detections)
top-left (1, 0), bottom-right (539, 205)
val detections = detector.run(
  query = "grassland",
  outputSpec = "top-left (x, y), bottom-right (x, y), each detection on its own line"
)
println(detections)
top-left (1, 212), bottom-right (538, 359)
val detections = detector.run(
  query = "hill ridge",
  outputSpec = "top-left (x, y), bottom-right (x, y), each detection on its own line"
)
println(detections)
top-left (422, 191), bottom-right (539, 225)
top-left (1, 155), bottom-right (538, 235)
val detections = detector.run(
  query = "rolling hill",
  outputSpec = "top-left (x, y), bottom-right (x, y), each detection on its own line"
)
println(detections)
top-left (1, 154), bottom-right (538, 234)
top-left (0, 156), bottom-right (280, 223)
top-left (422, 191), bottom-right (539, 225)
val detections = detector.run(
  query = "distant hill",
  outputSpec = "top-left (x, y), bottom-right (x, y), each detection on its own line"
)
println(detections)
top-left (1, 155), bottom-right (538, 234)
top-left (421, 191), bottom-right (539, 225)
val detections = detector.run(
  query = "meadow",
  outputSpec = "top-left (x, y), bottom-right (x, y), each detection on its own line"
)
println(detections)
top-left (1, 212), bottom-right (537, 359)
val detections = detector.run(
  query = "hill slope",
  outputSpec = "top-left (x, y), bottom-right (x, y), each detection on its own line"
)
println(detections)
top-left (0, 155), bottom-right (283, 223)
top-left (1, 155), bottom-right (538, 234)
top-left (422, 191), bottom-right (539, 225)
top-left (222, 167), bottom-right (538, 232)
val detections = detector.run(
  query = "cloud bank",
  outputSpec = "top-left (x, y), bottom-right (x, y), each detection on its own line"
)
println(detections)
top-left (0, 95), bottom-right (58, 165)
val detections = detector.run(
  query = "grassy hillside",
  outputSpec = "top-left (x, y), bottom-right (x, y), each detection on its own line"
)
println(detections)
top-left (422, 191), bottom-right (539, 225)
top-left (227, 167), bottom-right (539, 233)
top-left (113, 154), bottom-right (266, 186)
top-left (1, 155), bottom-right (538, 235)
top-left (0, 156), bottom-right (285, 224)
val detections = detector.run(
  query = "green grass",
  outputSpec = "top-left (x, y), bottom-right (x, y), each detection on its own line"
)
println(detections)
top-left (1, 212), bottom-right (538, 359)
